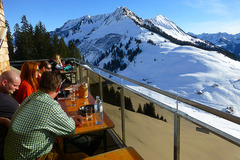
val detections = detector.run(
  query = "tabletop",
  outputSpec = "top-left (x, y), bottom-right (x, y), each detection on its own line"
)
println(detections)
top-left (58, 92), bottom-right (115, 135)
top-left (82, 147), bottom-right (144, 160)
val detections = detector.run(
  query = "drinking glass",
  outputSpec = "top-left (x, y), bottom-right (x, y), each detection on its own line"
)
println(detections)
top-left (70, 87), bottom-right (76, 106)
top-left (86, 106), bottom-right (93, 121)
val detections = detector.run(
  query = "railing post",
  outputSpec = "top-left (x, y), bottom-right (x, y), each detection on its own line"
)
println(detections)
top-left (174, 97), bottom-right (180, 160)
top-left (76, 65), bottom-right (81, 83)
top-left (98, 70), bottom-right (103, 101)
top-left (86, 68), bottom-right (90, 92)
top-left (120, 78), bottom-right (126, 144)
top-left (73, 63), bottom-right (77, 84)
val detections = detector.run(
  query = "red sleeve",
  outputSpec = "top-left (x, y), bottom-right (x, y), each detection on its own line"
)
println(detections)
top-left (15, 81), bottom-right (34, 104)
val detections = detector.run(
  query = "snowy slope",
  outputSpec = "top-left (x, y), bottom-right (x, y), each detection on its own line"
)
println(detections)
top-left (118, 37), bottom-right (240, 139)
top-left (149, 15), bottom-right (195, 42)
top-left (53, 6), bottom-right (240, 138)
top-left (119, 43), bottom-right (240, 114)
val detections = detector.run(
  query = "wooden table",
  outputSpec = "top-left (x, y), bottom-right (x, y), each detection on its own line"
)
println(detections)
top-left (57, 91), bottom-right (115, 152)
top-left (83, 147), bottom-right (144, 160)
top-left (58, 92), bottom-right (115, 135)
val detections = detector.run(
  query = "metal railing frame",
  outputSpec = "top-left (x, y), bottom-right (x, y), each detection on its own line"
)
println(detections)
top-left (72, 58), bottom-right (240, 160)
top-left (10, 58), bottom-right (240, 160)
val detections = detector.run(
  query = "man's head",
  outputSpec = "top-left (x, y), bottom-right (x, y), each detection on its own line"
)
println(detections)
top-left (0, 70), bottom-right (21, 94)
top-left (39, 71), bottom-right (62, 95)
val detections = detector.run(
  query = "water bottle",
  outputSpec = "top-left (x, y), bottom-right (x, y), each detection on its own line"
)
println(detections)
top-left (94, 96), bottom-right (103, 125)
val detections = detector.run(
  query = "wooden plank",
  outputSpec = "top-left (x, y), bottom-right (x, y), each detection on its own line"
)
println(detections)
top-left (83, 147), bottom-right (143, 160)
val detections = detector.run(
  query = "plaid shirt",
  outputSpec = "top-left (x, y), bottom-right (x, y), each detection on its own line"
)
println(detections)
top-left (4, 90), bottom-right (75, 160)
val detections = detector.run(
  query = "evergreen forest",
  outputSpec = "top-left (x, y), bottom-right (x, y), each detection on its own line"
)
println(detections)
top-left (6, 15), bottom-right (83, 61)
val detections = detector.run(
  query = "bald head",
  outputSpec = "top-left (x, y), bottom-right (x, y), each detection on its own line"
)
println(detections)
top-left (0, 70), bottom-right (21, 94)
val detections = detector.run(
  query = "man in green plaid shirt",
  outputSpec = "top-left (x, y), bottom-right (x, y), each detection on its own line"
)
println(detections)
top-left (4, 71), bottom-right (83, 160)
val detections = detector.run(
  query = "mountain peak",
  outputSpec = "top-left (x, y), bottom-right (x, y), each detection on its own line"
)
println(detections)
top-left (155, 14), bottom-right (166, 19)
top-left (113, 6), bottom-right (131, 16)
top-left (110, 6), bottom-right (126, 21)
top-left (151, 14), bottom-right (174, 29)
top-left (110, 6), bottom-right (143, 24)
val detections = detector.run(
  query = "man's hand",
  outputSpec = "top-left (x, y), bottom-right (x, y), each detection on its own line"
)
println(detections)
top-left (0, 117), bottom-right (11, 128)
top-left (72, 115), bottom-right (84, 126)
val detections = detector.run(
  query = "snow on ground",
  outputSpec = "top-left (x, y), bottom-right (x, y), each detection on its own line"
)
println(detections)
top-left (116, 41), bottom-right (240, 139)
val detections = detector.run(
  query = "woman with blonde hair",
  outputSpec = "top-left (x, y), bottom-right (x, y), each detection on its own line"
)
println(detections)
top-left (15, 61), bottom-right (39, 104)
top-left (49, 54), bottom-right (63, 71)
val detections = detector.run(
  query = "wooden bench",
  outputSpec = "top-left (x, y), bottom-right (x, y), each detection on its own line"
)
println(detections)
top-left (83, 147), bottom-right (143, 160)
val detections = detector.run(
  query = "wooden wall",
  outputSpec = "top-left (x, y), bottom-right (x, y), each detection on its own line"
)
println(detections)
top-left (0, 0), bottom-right (10, 75)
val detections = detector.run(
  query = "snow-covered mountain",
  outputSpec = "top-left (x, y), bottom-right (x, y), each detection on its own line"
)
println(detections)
top-left (51, 6), bottom-right (240, 138)
top-left (52, 6), bottom-right (240, 117)
top-left (53, 7), bottom-right (236, 62)
top-left (189, 32), bottom-right (240, 59)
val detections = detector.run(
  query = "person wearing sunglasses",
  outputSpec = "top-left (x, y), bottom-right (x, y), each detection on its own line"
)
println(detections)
top-left (37, 60), bottom-right (52, 81)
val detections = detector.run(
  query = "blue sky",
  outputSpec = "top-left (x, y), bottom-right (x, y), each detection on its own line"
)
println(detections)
top-left (3, 0), bottom-right (240, 34)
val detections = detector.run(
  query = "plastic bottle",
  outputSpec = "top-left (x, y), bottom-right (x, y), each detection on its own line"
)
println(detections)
top-left (94, 96), bottom-right (103, 125)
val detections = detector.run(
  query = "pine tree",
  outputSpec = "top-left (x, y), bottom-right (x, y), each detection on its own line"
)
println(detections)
top-left (124, 97), bottom-right (135, 112)
top-left (103, 85), bottom-right (110, 104)
top-left (143, 102), bottom-right (156, 118)
top-left (13, 23), bottom-right (22, 60)
top-left (17, 15), bottom-right (34, 59)
top-left (58, 37), bottom-right (69, 58)
top-left (68, 40), bottom-right (81, 59)
top-left (33, 21), bottom-right (51, 59)
top-left (156, 114), bottom-right (160, 119)
top-left (109, 86), bottom-right (116, 105)
top-left (82, 55), bottom-right (85, 62)
top-left (115, 91), bottom-right (121, 107)
top-left (5, 20), bottom-right (14, 60)
top-left (160, 115), bottom-right (164, 120)
top-left (137, 104), bottom-right (143, 113)
top-left (51, 32), bottom-right (60, 57)
top-left (43, 32), bottom-right (52, 58)
top-left (20, 15), bottom-right (29, 32)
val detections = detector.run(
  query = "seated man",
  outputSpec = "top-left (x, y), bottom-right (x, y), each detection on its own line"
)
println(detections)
top-left (4, 71), bottom-right (85, 160)
top-left (0, 70), bottom-right (21, 160)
